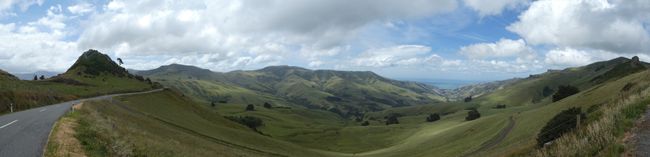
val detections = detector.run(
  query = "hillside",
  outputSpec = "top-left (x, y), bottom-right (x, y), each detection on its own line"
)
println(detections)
top-left (136, 64), bottom-right (447, 116)
top-left (0, 49), bottom-right (155, 114)
top-left (441, 78), bottom-right (522, 101)
top-left (98, 56), bottom-right (650, 157)
top-left (0, 69), bottom-right (18, 80)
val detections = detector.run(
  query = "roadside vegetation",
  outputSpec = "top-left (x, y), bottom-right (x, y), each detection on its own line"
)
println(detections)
top-left (532, 89), bottom-right (650, 156)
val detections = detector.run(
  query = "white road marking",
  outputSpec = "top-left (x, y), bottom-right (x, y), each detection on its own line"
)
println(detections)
top-left (0, 120), bottom-right (18, 129)
top-left (39, 109), bottom-right (47, 112)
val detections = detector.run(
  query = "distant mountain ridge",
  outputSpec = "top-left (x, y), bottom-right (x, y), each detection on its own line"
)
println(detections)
top-left (136, 64), bottom-right (448, 114)
top-left (13, 71), bottom-right (60, 80)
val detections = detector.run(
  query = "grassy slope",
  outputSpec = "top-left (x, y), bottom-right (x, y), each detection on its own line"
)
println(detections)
top-left (98, 90), bottom-right (334, 156)
top-left (0, 73), bottom-right (153, 113)
top-left (138, 65), bottom-right (446, 113)
top-left (69, 57), bottom-right (650, 157)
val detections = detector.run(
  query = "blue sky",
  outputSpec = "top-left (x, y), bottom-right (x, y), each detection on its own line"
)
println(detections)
top-left (0, 0), bottom-right (649, 81)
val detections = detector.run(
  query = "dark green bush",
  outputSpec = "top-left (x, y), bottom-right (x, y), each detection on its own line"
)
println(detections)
top-left (552, 85), bottom-right (580, 102)
top-left (426, 113), bottom-right (440, 122)
top-left (537, 107), bottom-right (585, 147)
top-left (465, 109), bottom-right (480, 121)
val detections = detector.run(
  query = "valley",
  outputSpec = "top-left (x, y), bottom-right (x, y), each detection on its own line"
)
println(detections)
top-left (1, 50), bottom-right (649, 157)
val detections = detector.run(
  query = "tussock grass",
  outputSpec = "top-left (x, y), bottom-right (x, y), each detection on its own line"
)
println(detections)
top-left (531, 89), bottom-right (650, 157)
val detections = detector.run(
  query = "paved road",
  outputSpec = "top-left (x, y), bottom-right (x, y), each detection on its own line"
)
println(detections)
top-left (632, 106), bottom-right (650, 156)
top-left (0, 89), bottom-right (163, 157)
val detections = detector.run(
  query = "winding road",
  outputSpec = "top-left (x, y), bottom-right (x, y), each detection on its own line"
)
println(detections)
top-left (0, 89), bottom-right (162, 157)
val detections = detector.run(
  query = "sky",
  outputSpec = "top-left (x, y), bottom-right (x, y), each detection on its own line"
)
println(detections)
top-left (0, 0), bottom-right (649, 81)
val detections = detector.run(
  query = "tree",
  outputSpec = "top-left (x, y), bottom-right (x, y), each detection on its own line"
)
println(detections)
top-left (39, 75), bottom-right (45, 80)
top-left (537, 107), bottom-right (585, 147)
top-left (263, 102), bottom-right (272, 108)
top-left (552, 85), bottom-right (580, 102)
top-left (361, 121), bottom-right (370, 126)
top-left (465, 109), bottom-right (481, 121)
top-left (426, 113), bottom-right (441, 122)
top-left (211, 101), bottom-right (216, 108)
top-left (385, 115), bottom-right (399, 125)
top-left (245, 104), bottom-right (255, 111)
top-left (117, 58), bottom-right (124, 65)
top-left (33, 75), bottom-right (37, 81)
top-left (145, 78), bottom-right (152, 84)
top-left (464, 96), bottom-right (473, 102)
top-left (225, 116), bottom-right (264, 131)
top-left (542, 86), bottom-right (554, 97)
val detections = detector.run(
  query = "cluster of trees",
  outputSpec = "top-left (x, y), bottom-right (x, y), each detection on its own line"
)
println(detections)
top-left (32, 75), bottom-right (46, 80)
top-left (537, 107), bottom-right (585, 147)
top-left (464, 96), bottom-right (473, 102)
top-left (244, 102), bottom-right (273, 111)
top-left (385, 114), bottom-right (400, 125)
top-left (465, 109), bottom-right (481, 121)
top-left (225, 116), bottom-right (264, 132)
top-left (426, 113), bottom-right (440, 122)
top-left (552, 85), bottom-right (580, 102)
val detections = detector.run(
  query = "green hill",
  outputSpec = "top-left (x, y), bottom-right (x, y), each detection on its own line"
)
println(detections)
top-left (0, 69), bottom-right (18, 80)
top-left (65, 49), bottom-right (129, 77)
top-left (137, 64), bottom-right (447, 116)
top-left (47, 56), bottom-right (650, 157)
top-left (0, 49), bottom-right (155, 114)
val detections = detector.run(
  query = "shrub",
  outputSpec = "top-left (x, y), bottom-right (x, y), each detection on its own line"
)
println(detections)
top-left (225, 116), bottom-right (264, 131)
top-left (621, 82), bottom-right (635, 92)
top-left (39, 75), bottom-right (45, 80)
top-left (263, 102), bottom-right (272, 108)
top-left (536, 107), bottom-right (585, 147)
top-left (426, 113), bottom-right (441, 122)
top-left (494, 104), bottom-right (506, 109)
top-left (361, 121), bottom-right (370, 126)
top-left (385, 115), bottom-right (399, 125)
top-left (542, 86), bottom-right (554, 97)
top-left (552, 85), bottom-right (580, 102)
top-left (464, 96), bottom-right (473, 102)
top-left (245, 104), bottom-right (255, 111)
top-left (465, 109), bottom-right (480, 121)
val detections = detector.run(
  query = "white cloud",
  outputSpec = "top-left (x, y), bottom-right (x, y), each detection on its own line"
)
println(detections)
top-left (352, 45), bottom-right (433, 67)
top-left (0, 0), bottom-right (43, 12)
top-left (459, 38), bottom-right (535, 60)
top-left (544, 48), bottom-right (593, 66)
top-left (0, 23), bottom-right (78, 73)
top-left (508, 0), bottom-right (650, 54)
top-left (76, 0), bottom-right (458, 72)
top-left (464, 0), bottom-right (529, 16)
top-left (67, 2), bottom-right (95, 15)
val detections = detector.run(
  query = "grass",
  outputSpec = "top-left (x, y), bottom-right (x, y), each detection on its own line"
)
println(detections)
top-left (42, 57), bottom-right (650, 157)
top-left (531, 89), bottom-right (650, 156)
top-left (0, 73), bottom-right (154, 114)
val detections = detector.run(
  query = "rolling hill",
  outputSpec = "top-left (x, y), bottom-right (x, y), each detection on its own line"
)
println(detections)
top-left (136, 64), bottom-right (448, 116)
top-left (0, 49), bottom-right (156, 114)
top-left (45, 56), bottom-right (650, 157)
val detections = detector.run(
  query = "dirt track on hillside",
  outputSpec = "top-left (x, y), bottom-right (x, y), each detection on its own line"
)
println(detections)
top-left (463, 116), bottom-right (515, 157)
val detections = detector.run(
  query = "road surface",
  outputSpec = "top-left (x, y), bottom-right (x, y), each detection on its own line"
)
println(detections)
top-left (0, 89), bottom-right (162, 157)
top-left (632, 106), bottom-right (650, 156)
